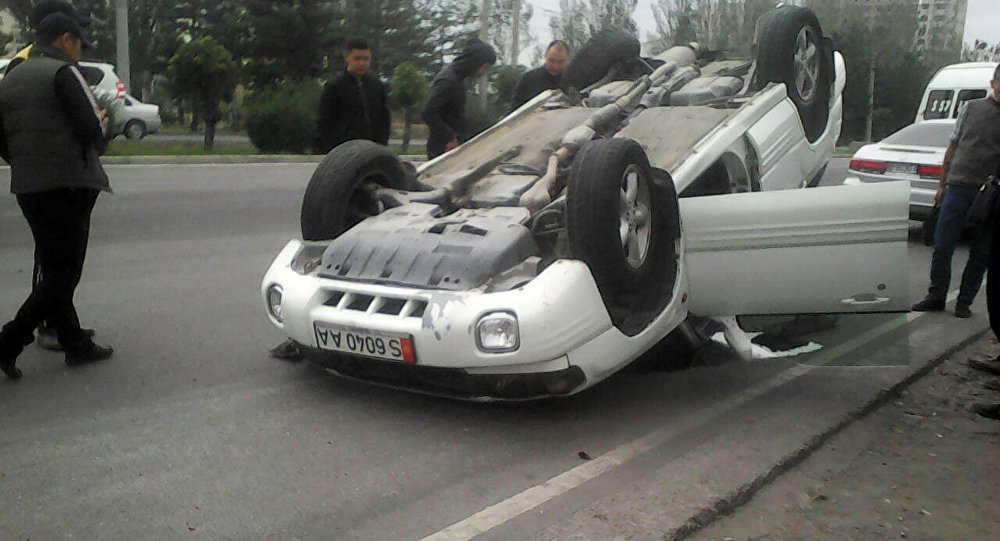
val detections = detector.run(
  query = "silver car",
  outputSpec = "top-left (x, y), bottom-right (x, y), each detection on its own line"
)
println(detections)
top-left (845, 121), bottom-right (954, 220)
top-left (108, 94), bottom-right (162, 140)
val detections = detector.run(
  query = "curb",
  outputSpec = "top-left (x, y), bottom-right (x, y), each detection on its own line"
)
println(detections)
top-left (667, 327), bottom-right (991, 540)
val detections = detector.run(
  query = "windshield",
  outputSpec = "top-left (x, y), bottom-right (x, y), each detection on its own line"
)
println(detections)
top-left (882, 122), bottom-right (953, 148)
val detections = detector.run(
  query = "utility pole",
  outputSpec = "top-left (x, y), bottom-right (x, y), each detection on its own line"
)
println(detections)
top-left (864, 2), bottom-right (875, 142)
top-left (115, 0), bottom-right (131, 94)
top-left (478, 0), bottom-right (490, 112)
top-left (511, 0), bottom-right (521, 66)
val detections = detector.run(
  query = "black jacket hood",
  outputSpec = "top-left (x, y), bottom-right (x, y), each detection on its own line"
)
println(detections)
top-left (450, 39), bottom-right (497, 78)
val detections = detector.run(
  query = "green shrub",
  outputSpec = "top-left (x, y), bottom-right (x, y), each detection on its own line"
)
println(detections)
top-left (244, 81), bottom-right (322, 153)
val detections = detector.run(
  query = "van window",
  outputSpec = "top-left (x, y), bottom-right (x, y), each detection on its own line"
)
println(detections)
top-left (923, 89), bottom-right (953, 120)
top-left (954, 89), bottom-right (988, 118)
top-left (79, 66), bottom-right (105, 86)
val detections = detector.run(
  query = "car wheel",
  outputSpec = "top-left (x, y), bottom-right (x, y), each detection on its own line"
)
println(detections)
top-left (751, 6), bottom-right (832, 143)
top-left (124, 120), bottom-right (146, 140)
top-left (561, 30), bottom-right (641, 93)
top-left (300, 140), bottom-right (410, 241)
top-left (567, 139), bottom-right (680, 336)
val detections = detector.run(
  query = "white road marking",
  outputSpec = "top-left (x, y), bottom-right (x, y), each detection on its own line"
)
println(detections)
top-left (421, 292), bottom-right (959, 541)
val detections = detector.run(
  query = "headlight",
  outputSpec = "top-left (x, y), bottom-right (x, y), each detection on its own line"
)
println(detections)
top-left (266, 284), bottom-right (284, 323)
top-left (476, 312), bottom-right (519, 353)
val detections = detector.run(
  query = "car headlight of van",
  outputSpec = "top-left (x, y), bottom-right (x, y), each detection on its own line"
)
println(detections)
top-left (476, 312), bottom-right (519, 353)
top-left (266, 284), bottom-right (284, 323)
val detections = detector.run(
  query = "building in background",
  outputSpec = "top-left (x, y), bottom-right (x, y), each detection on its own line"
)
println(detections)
top-left (0, 8), bottom-right (17, 56)
top-left (914, 0), bottom-right (968, 54)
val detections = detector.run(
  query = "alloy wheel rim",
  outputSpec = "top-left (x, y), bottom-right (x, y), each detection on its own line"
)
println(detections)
top-left (619, 165), bottom-right (652, 269)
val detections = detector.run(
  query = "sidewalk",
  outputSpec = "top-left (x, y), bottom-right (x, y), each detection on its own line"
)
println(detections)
top-left (691, 333), bottom-right (1000, 541)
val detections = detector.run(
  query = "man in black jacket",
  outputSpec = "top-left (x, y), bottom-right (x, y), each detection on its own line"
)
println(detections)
top-left (510, 40), bottom-right (570, 111)
top-left (0, 12), bottom-right (114, 379)
top-left (315, 38), bottom-right (391, 154)
top-left (421, 39), bottom-right (497, 159)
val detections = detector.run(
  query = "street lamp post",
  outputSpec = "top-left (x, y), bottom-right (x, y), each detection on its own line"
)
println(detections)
top-left (115, 0), bottom-right (131, 94)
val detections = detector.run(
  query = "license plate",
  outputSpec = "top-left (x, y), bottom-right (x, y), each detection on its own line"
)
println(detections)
top-left (313, 322), bottom-right (416, 362)
top-left (886, 162), bottom-right (917, 175)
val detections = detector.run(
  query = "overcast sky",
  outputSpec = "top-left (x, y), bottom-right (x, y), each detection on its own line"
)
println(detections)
top-left (524, 0), bottom-right (1000, 63)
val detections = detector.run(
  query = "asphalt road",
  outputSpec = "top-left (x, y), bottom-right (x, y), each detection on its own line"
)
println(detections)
top-left (0, 159), bottom-right (987, 540)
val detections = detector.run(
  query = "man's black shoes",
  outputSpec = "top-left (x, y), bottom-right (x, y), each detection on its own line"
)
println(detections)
top-left (911, 298), bottom-right (946, 312)
top-left (65, 343), bottom-right (113, 366)
top-left (1, 354), bottom-right (22, 380)
top-left (972, 402), bottom-right (1000, 421)
top-left (37, 325), bottom-right (96, 351)
top-left (969, 357), bottom-right (1000, 376)
top-left (954, 304), bottom-right (973, 318)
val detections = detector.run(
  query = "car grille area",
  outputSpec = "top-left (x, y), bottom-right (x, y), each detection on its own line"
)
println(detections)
top-left (322, 290), bottom-right (427, 319)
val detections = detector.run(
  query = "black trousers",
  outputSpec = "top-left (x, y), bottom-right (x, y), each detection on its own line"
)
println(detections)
top-left (0, 188), bottom-right (99, 358)
top-left (990, 215), bottom-right (1000, 342)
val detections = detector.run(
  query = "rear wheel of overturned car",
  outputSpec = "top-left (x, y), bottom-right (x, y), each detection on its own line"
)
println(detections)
top-left (567, 139), bottom-right (680, 336)
top-left (751, 6), bottom-right (832, 143)
top-left (300, 139), bottom-right (410, 241)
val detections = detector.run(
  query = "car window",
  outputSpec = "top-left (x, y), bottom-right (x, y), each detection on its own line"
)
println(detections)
top-left (79, 66), bottom-right (105, 86)
top-left (882, 122), bottom-right (953, 147)
top-left (954, 89), bottom-right (987, 118)
top-left (125, 98), bottom-right (133, 106)
top-left (922, 89), bottom-right (953, 120)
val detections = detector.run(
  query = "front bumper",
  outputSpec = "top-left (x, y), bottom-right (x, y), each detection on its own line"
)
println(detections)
top-left (305, 347), bottom-right (587, 400)
top-left (263, 239), bottom-right (689, 400)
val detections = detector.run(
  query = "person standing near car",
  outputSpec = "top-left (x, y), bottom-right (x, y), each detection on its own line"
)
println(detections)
top-left (912, 64), bottom-right (1000, 320)
top-left (271, 38), bottom-right (391, 362)
top-left (315, 38), bottom-right (391, 154)
top-left (0, 12), bottom-right (114, 379)
top-left (510, 40), bottom-right (570, 111)
top-left (421, 38), bottom-right (497, 159)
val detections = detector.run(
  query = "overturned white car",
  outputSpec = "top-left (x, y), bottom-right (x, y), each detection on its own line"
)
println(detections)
top-left (262, 7), bottom-right (909, 400)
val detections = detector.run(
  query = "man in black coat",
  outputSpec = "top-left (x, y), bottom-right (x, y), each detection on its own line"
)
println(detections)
top-left (272, 37), bottom-right (392, 362)
top-left (510, 40), bottom-right (570, 111)
top-left (0, 12), bottom-right (114, 379)
top-left (315, 38), bottom-right (391, 154)
top-left (421, 39), bottom-right (497, 159)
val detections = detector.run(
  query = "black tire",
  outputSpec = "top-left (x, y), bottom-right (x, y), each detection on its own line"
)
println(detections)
top-left (124, 120), bottom-right (146, 140)
top-left (751, 6), bottom-right (832, 143)
top-left (300, 140), bottom-right (409, 241)
top-left (561, 30), bottom-right (641, 92)
top-left (567, 139), bottom-right (679, 335)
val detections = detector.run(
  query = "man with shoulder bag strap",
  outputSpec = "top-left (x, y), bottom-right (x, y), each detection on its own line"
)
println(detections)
top-left (912, 64), bottom-right (1000, 320)
top-left (0, 12), bottom-right (114, 379)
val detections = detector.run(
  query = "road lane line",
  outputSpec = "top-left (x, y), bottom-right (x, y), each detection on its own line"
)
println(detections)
top-left (420, 292), bottom-right (958, 541)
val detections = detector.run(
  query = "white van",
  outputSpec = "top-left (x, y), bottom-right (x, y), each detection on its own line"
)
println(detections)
top-left (915, 62), bottom-right (998, 123)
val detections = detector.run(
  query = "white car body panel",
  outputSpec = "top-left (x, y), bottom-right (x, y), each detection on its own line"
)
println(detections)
top-left (263, 182), bottom-right (908, 397)
top-left (682, 182), bottom-right (910, 316)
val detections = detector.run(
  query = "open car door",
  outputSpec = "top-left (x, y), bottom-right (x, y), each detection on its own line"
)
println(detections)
top-left (681, 181), bottom-right (909, 316)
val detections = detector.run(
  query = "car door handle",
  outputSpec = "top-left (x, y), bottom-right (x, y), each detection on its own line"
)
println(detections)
top-left (841, 294), bottom-right (891, 306)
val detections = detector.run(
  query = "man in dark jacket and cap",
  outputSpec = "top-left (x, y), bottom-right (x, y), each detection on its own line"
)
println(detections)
top-left (315, 38), bottom-right (391, 154)
top-left (421, 38), bottom-right (497, 159)
top-left (0, 12), bottom-right (114, 379)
